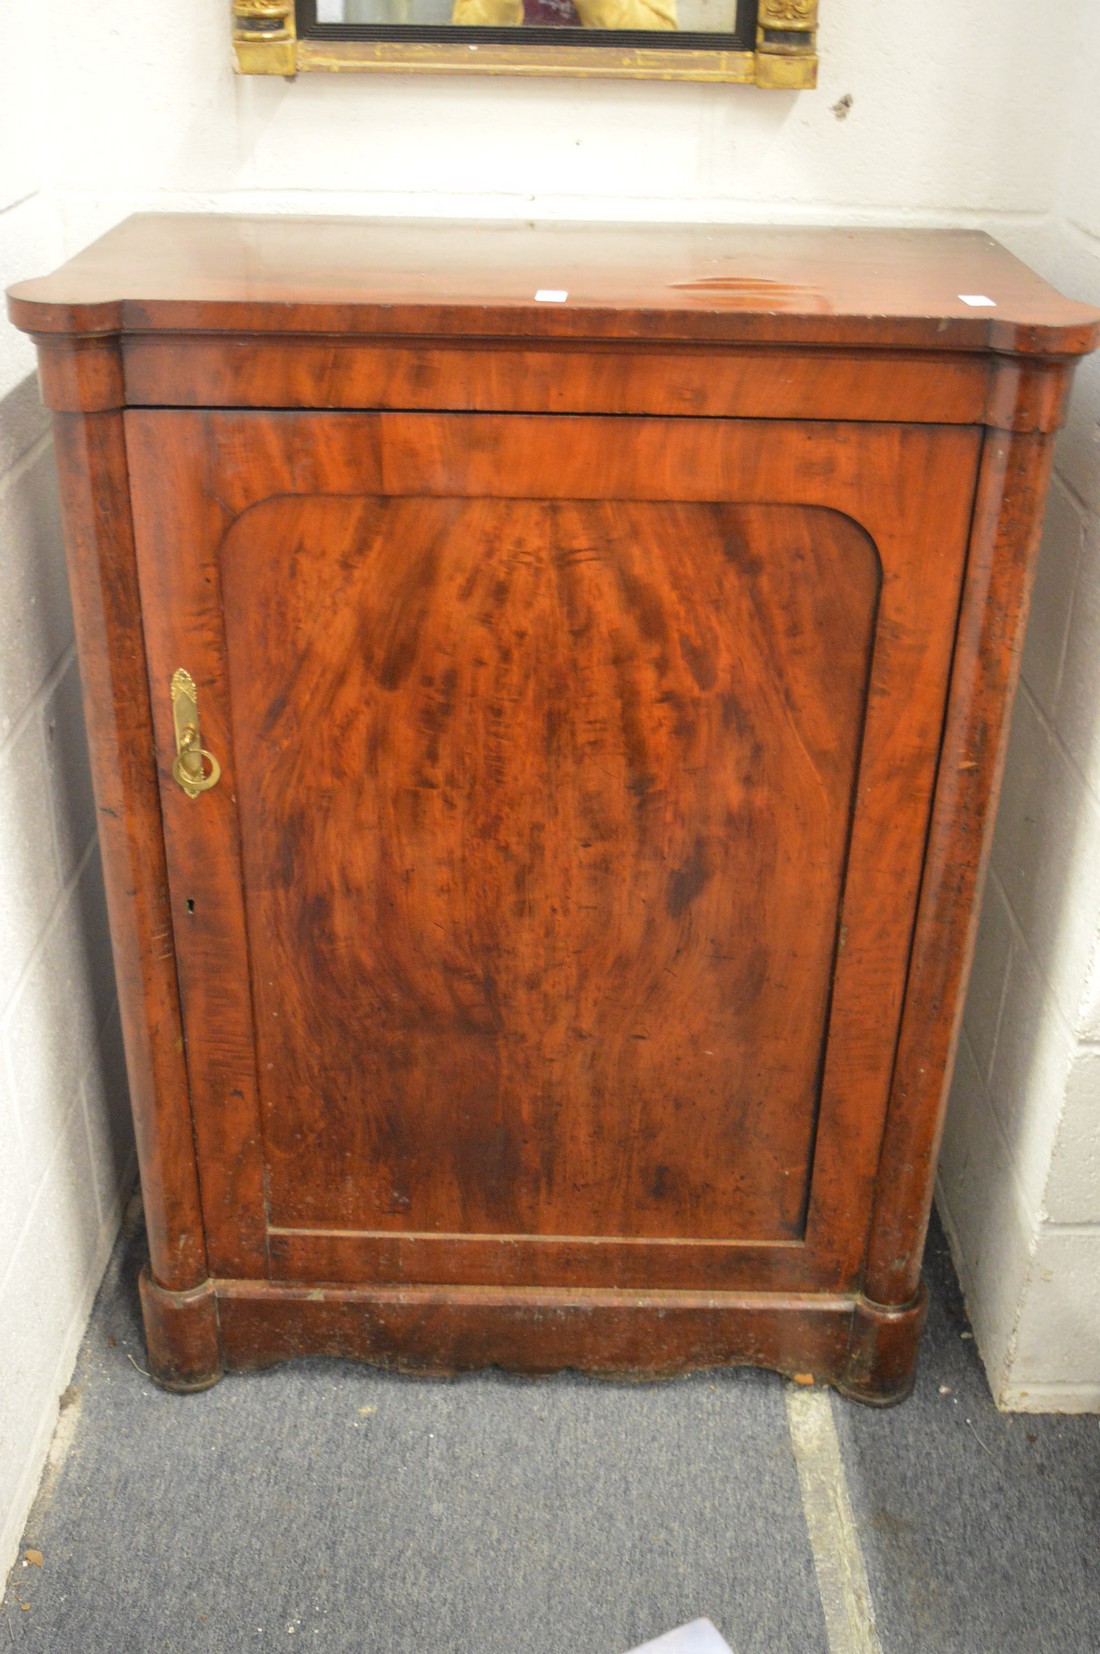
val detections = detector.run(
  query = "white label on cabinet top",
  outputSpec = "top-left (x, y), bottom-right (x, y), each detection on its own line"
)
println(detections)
top-left (958, 294), bottom-right (997, 306)
top-left (535, 289), bottom-right (569, 302)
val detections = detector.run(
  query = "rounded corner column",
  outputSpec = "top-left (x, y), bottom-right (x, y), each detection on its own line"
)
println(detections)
top-left (835, 1285), bottom-right (928, 1407)
top-left (139, 1268), bottom-right (225, 1392)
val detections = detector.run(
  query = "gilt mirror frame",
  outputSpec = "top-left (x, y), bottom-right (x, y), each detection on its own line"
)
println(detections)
top-left (232, 0), bottom-right (818, 86)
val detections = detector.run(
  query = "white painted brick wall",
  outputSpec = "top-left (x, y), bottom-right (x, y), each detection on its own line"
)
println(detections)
top-left (0, 405), bottom-right (136, 1578)
top-left (0, 22), bottom-right (135, 1570)
top-left (937, 1035), bottom-right (1036, 1371)
top-left (1008, 1228), bottom-right (1100, 1413)
top-left (4, 0), bottom-right (1100, 1585)
top-left (936, 10), bottom-right (1100, 1411)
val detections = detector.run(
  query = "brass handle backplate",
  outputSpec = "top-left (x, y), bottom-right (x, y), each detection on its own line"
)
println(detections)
top-left (170, 669), bottom-right (221, 798)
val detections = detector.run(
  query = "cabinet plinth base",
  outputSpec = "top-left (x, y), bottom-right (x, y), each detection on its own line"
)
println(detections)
top-left (139, 1268), bottom-right (225, 1392)
top-left (138, 1275), bottom-right (926, 1404)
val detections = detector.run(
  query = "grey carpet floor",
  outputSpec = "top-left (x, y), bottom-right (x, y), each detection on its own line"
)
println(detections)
top-left (4, 1213), bottom-right (1099, 1654)
top-left (835, 1223), bottom-right (1100, 1654)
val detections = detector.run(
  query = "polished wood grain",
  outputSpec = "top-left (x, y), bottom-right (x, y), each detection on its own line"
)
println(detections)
top-left (50, 402), bottom-right (206, 1292)
top-left (9, 216), bottom-right (1100, 356)
top-left (229, 495), bottom-right (875, 1242)
top-left (9, 216), bottom-right (1097, 1401)
top-left (865, 426), bottom-right (1057, 1307)
top-left (34, 335), bottom-right (125, 415)
top-left (121, 336), bottom-right (997, 428)
top-left (206, 1276), bottom-right (927, 1405)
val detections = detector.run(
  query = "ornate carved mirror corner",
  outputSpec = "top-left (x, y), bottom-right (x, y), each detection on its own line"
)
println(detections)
top-left (231, 0), bottom-right (818, 86)
top-left (754, 0), bottom-right (819, 88)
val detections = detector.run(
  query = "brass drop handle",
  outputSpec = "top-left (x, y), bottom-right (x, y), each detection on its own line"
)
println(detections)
top-left (170, 669), bottom-right (221, 798)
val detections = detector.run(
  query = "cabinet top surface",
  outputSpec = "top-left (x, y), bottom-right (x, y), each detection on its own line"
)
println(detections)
top-left (8, 214), bottom-right (1100, 356)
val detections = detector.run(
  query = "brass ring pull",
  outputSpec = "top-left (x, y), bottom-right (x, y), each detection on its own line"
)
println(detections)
top-left (171, 669), bottom-right (221, 799)
top-left (172, 747), bottom-right (221, 797)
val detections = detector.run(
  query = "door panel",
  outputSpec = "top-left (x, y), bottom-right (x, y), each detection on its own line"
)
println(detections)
top-left (219, 494), bottom-right (877, 1241)
top-left (127, 411), bottom-right (980, 1290)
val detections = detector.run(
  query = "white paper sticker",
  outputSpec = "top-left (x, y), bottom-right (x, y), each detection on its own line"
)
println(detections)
top-left (626, 1622), bottom-right (734, 1654)
top-left (535, 289), bottom-right (569, 303)
top-left (958, 294), bottom-right (997, 307)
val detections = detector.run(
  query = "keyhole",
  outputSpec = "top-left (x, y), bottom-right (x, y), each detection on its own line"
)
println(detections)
top-left (186, 898), bottom-right (195, 914)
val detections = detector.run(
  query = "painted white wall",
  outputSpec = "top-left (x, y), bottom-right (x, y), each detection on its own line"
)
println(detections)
top-left (0, 8), bottom-right (135, 1591)
top-left (3, 0), bottom-right (1099, 1579)
top-left (935, 13), bottom-right (1100, 1413)
top-left (40, 0), bottom-right (1073, 252)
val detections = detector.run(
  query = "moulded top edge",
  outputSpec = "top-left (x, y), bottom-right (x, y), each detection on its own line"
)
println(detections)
top-left (7, 214), bottom-right (1100, 358)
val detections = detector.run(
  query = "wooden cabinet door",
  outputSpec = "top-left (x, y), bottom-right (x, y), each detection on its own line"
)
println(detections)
top-left (127, 411), bottom-right (980, 1298)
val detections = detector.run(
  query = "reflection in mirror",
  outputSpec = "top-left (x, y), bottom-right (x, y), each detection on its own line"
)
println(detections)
top-left (316, 0), bottom-right (743, 31)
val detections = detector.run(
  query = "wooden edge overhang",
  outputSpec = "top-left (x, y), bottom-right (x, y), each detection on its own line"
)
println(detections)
top-left (9, 216), bottom-right (1100, 357)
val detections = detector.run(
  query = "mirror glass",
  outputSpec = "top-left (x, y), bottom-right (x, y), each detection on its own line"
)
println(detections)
top-left (314, 0), bottom-right (748, 38)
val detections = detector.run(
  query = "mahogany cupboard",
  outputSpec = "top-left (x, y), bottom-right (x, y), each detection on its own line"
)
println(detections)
top-left (9, 218), bottom-right (1099, 1402)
